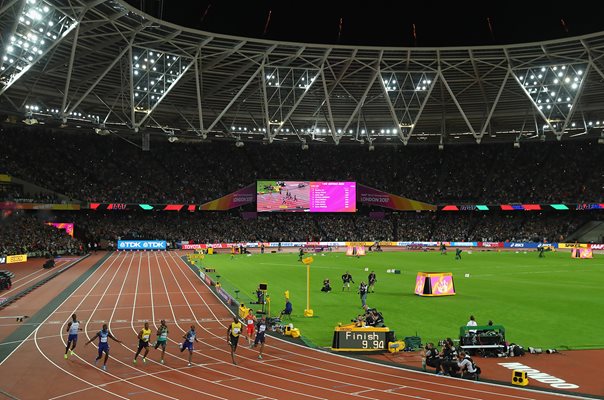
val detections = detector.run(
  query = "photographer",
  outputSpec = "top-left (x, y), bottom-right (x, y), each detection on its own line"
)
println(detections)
top-left (422, 343), bottom-right (442, 374)
top-left (321, 278), bottom-right (332, 293)
top-left (368, 309), bottom-right (384, 327)
top-left (456, 351), bottom-right (480, 380)
top-left (439, 338), bottom-right (459, 376)
top-left (255, 286), bottom-right (265, 304)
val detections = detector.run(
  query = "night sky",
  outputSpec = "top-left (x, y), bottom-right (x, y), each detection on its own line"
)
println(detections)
top-left (125, 1), bottom-right (604, 47)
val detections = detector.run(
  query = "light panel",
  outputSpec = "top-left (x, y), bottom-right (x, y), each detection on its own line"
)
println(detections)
top-left (515, 64), bottom-right (587, 131)
top-left (1, 0), bottom-right (76, 90)
top-left (132, 48), bottom-right (188, 115)
top-left (381, 72), bottom-right (435, 127)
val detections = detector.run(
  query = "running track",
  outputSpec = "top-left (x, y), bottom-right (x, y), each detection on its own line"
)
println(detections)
top-left (0, 252), bottom-right (587, 399)
top-left (0, 258), bottom-right (73, 299)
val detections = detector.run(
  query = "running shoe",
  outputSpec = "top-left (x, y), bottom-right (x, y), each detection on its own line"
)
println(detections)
top-left (187, 362), bottom-right (192, 367)
top-left (160, 359), bottom-right (164, 364)
top-left (258, 355), bottom-right (262, 360)
top-left (94, 359), bottom-right (98, 366)
top-left (70, 351), bottom-right (75, 356)
top-left (133, 359), bottom-right (137, 364)
top-left (102, 365), bottom-right (106, 371)
top-left (142, 357), bottom-right (147, 364)
top-left (64, 354), bottom-right (68, 359)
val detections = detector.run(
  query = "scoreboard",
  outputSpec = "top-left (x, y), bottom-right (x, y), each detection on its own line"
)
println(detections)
top-left (331, 324), bottom-right (394, 352)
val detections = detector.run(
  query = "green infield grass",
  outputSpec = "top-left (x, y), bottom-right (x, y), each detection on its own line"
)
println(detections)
top-left (193, 250), bottom-right (604, 350)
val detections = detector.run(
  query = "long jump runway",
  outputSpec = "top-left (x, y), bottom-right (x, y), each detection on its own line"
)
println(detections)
top-left (0, 252), bottom-right (585, 399)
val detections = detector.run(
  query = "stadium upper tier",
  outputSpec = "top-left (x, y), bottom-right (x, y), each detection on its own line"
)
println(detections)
top-left (1, 128), bottom-right (602, 204)
top-left (2, 1), bottom-right (604, 147)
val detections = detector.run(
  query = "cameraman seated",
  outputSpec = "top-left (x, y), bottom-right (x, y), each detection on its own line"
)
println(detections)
top-left (43, 258), bottom-right (55, 269)
top-left (279, 298), bottom-right (293, 319)
top-left (320, 278), bottom-right (332, 293)
top-left (366, 309), bottom-right (384, 327)
top-left (455, 351), bottom-right (480, 380)
top-left (422, 343), bottom-right (443, 374)
top-left (439, 338), bottom-right (460, 376)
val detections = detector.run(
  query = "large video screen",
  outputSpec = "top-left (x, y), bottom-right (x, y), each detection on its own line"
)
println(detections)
top-left (257, 181), bottom-right (356, 212)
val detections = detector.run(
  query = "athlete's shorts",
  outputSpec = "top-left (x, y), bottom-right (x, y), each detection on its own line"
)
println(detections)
top-left (181, 341), bottom-right (193, 352)
top-left (246, 325), bottom-right (254, 336)
top-left (68, 334), bottom-right (78, 342)
top-left (155, 340), bottom-right (167, 350)
top-left (137, 339), bottom-right (149, 351)
top-left (98, 343), bottom-right (109, 356)
top-left (254, 332), bottom-right (266, 345)
top-left (229, 334), bottom-right (240, 350)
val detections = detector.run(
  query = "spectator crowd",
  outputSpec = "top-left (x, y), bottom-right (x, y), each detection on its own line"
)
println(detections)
top-left (0, 126), bottom-right (602, 252)
top-left (56, 210), bottom-right (600, 246)
top-left (1, 127), bottom-right (602, 205)
top-left (0, 213), bottom-right (83, 256)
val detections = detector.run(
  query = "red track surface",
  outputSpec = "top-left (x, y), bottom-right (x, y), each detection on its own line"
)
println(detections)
top-left (370, 350), bottom-right (603, 397)
top-left (0, 257), bottom-right (74, 298)
top-left (0, 252), bottom-right (589, 399)
top-left (0, 255), bottom-right (101, 343)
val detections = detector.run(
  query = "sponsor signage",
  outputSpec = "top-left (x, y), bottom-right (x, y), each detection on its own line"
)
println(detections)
top-left (590, 244), bottom-right (604, 250)
top-left (0, 256), bottom-right (5, 264)
top-left (558, 243), bottom-right (589, 249)
top-left (479, 242), bottom-right (504, 248)
top-left (117, 240), bottom-right (166, 250)
top-left (201, 184), bottom-right (255, 211)
top-left (449, 242), bottom-right (477, 247)
top-left (504, 242), bottom-right (548, 249)
top-left (7, 254), bottom-right (27, 263)
top-left (358, 184), bottom-right (436, 211)
top-left (182, 244), bottom-right (205, 250)
top-left (217, 287), bottom-right (235, 305)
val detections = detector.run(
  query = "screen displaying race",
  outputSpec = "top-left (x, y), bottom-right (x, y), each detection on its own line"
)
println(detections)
top-left (257, 181), bottom-right (356, 212)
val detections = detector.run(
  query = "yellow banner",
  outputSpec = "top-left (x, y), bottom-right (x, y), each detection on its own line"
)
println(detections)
top-left (345, 242), bottom-right (374, 247)
top-left (7, 254), bottom-right (27, 263)
top-left (558, 243), bottom-right (588, 249)
top-left (0, 174), bottom-right (11, 182)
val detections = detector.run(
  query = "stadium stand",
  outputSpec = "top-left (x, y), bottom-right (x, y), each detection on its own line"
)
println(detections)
top-left (0, 127), bottom-right (602, 205)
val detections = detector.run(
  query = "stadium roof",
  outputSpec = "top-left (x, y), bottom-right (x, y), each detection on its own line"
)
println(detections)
top-left (2, 0), bottom-right (604, 149)
top-left (128, 1), bottom-right (604, 48)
